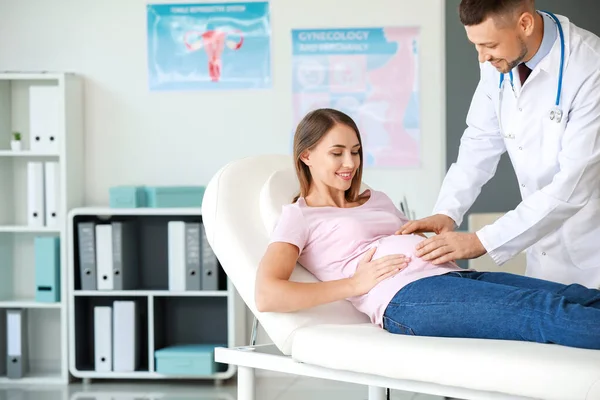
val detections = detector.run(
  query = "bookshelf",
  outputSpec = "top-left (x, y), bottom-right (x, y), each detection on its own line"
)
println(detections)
top-left (67, 207), bottom-right (247, 383)
top-left (0, 72), bottom-right (84, 384)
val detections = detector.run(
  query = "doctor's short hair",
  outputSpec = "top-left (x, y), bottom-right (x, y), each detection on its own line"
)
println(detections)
top-left (459, 0), bottom-right (535, 26)
top-left (292, 108), bottom-right (364, 204)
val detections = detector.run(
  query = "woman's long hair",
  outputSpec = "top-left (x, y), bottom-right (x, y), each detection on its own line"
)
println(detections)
top-left (292, 108), bottom-right (364, 203)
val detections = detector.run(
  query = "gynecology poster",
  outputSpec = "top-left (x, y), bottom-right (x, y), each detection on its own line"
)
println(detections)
top-left (147, 2), bottom-right (271, 91)
top-left (292, 27), bottom-right (421, 167)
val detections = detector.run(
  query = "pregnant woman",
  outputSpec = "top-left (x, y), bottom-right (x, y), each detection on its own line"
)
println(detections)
top-left (255, 107), bottom-right (600, 350)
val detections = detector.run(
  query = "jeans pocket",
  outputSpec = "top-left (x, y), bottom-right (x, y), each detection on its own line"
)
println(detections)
top-left (383, 316), bottom-right (416, 336)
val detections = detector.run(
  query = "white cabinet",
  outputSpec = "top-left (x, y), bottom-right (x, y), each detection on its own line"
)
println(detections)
top-left (0, 72), bottom-right (84, 384)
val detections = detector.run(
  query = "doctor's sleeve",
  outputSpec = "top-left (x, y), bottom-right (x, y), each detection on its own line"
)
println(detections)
top-left (477, 70), bottom-right (600, 265)
top-left (432, 67), bottom-right (506, 227)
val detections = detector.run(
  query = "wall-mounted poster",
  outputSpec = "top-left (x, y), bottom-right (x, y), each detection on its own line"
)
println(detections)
top-left (147, 2), bottom-right (271, 91)
top-left (291, 27), bottom-right (420, 168)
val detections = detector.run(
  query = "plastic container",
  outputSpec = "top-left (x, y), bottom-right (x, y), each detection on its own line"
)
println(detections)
top-left (154, 344), bottom-right (224, 375)
top-left (109, 186), bottom-right (147, 208)
top-left (144, 186), bottom-right (205, 208)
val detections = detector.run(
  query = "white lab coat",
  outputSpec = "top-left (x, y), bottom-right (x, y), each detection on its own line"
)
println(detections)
top-left (433, 14), bottom-right (600, 288)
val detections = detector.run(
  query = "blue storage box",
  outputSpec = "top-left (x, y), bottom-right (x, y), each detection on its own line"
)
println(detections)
top-left (154, 344), bottom-right (225, 376)
top-left (109, 186), bottom-right (147, 208)
top-left (144, 186), bottom-right (205, 208)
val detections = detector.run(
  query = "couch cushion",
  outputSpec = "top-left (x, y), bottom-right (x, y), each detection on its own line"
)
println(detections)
top-left (259, 167), bottom-right (300, 235)
top-left (291, 323), bottom-right (600, 400)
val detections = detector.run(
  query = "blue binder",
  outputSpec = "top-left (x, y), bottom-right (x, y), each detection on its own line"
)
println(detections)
top-left (34, 236), bottom-right (60, 303)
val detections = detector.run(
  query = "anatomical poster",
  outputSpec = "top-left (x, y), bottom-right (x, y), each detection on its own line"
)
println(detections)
top-left (291, 27), bottom-right (421, 168)
top-left (146, 2), bottom-right (271, 91)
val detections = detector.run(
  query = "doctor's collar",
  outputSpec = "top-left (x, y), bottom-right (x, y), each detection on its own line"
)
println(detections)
top-left (525, 11), bottom-right (558, 71)
top-left (535, 13), bottom-right (570, 76)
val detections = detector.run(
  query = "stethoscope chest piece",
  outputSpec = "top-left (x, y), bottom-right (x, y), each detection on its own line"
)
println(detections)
top-left (549, 107), bottom-right (563, 123)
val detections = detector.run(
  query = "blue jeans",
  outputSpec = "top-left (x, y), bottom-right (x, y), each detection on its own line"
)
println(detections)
top-left (382, 271), bottom-right (600, 349)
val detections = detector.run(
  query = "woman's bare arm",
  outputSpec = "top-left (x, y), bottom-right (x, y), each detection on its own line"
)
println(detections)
top-left (255, 242), bottom-right (358, 313)
top-left (255, 242), bottom-right (409, 313)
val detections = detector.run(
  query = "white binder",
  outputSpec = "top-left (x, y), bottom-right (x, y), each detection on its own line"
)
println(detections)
top-left (94, 306), bottom-right (112, 372)
top-left (44, 161), bottom-right (60, 227)
top-left (27, 162), bottom-right (45, 227)
top-left (95, 225), bottom-right (114, 290)
top-left (6, 309), bottom-right (28, 379)
top-left (29, 86), bottom-right (60, 153)
top-left (112, 301), bottom-right (139, 372)
top-left (168, 221), bottom-right (186, 291)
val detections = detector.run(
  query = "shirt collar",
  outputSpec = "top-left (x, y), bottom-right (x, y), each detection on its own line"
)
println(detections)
top-left (524, 11), bottom-right (558, 70)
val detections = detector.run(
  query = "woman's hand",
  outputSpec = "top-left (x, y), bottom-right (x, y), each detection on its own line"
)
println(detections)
top-left (349, 247), bottom-right (410, 296)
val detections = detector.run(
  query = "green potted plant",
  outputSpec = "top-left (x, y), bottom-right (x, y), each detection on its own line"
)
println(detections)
top-left (11, 131), bottom-right (21, 151)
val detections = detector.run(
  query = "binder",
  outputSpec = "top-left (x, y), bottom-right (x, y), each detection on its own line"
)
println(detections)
top-left (185, 223), bottom-right (201, 291)
top-left (200, 223), bottom-right (219, 290)
top-left (44, 161), bottom-right (60, 228)
top-left (77, 222), bottom-right (97, 290)
top-left (6, 309), bottom-right (28, 379)
top-left (112, 301), bottom-right (139, 372)
top-left (27, 162), bottom-right (45, 227)
top-left (34, 236), bottom-right (61, 303)
top-left (0, 310), bottom-right (5, 376)
top-left (94, 306), bottom-right (112, 372)
top-left (111, 221), bottom-right (139, 291)
top-left (95, 224), bottom-right (114, 290)
top-left (168, 221), bottom-right (186, 291)
top-left (29, 86), bottom-right (60, 152)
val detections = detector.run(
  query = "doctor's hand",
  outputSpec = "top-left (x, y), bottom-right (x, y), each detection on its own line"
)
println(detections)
top-left (397, 214), bottom-right (456, 235)
top-left (414, 232), bottom-right (486, 265)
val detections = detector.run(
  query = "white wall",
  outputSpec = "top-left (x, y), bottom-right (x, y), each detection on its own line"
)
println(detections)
top-left (0, 0), bottom-right (445, 347)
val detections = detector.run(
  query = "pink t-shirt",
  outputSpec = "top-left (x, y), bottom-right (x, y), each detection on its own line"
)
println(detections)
top-left (269, 189), bottom-right (464, 327)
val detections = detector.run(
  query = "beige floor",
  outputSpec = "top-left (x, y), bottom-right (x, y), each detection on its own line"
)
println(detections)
top-left (0, 375), bottom-right (443, 400)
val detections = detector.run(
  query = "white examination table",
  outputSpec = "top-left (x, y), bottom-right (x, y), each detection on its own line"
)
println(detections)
top-left (201, 154), bottom-right (600, 400)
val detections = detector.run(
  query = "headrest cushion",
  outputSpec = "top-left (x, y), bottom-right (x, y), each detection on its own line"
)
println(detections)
top-left (259, 166), bottom-right (300, 234)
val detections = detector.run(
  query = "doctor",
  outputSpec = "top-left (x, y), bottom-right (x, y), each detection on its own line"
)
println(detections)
top-left (400, 0), bottom-right (600, 287)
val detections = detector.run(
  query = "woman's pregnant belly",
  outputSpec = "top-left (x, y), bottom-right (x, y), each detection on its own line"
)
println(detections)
top-left (372, 234), bottom-right (440, 271)
top-left (347, 234), bottom-right (463, 326)
top-left (342, 233), bottom-right (457, 277)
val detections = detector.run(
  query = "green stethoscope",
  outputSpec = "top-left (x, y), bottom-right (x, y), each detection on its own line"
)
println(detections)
top-left (498, 11), bottom-right (565, 139)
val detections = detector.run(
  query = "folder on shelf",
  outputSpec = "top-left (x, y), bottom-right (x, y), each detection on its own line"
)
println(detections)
top-left (96, 224), bottom-right (114, 290)
top-left (27, 162), bottom-right (45, 227)
top-left (6, 309), bottom-right (28, 379)
top-left (77, 222), bottom-right (97, 290)
top-left (111, 221), bottom-right (139, 291)
top-left (44, 161), bottom-right (60, 228)
top-left (112, 301), bottom-right (139, 372)
top-left (34, 236), bottom-right (61, 303)
top-left (168, 221), bottom-right (186, 291)
top-left (0, 310), bottom-right (5, 376)
top-left (185, 222), bottom-right (201, 291)
top-left (94, 306), bottom-right (112, 372)
top-left (29, 85), bottom-right (60, 153)
top-left (200, 223), bottom-right (219, 290)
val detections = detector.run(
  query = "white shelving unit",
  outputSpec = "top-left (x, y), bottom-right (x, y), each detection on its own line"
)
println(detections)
top-left (67, 207), bottom-right (247, 383)
top-left (0, 72), bottom-right (84, 384)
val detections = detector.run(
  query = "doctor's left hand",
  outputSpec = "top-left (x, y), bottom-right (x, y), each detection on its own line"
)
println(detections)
top-left (414, 232), bottom-right (487, 264)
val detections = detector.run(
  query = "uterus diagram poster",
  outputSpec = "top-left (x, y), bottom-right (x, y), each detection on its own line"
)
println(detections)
top-left (291, 27), bottom-right (421, 168)
top-left (146, 2), bottom-right (271, 91)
